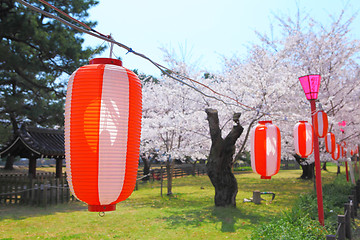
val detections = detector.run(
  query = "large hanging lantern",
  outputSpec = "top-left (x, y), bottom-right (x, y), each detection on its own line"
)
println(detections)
top-left (293, 121), bottom-right (313, 158)
top-left (65, 58), bottom-right (142, 212)
top-left (332, 144), bottom-right (340, 161)
top-left (250, 121), bottom-right (281, 179)
top-left (325, 132), bottom-right (336, 154)
top-left (313, 110), bottom-right (328, 138)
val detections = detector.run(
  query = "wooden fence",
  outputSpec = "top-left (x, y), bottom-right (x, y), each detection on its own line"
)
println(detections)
top-left (0, 172), bottom-right (74, 207)
top-left (136, 165), bottom-right (207, 183)
top-left (0, 165), bottom-right (207, 206)
top-left (326, 181), bottom-right (359, 240)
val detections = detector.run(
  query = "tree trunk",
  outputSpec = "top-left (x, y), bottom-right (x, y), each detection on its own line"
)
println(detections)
top-left (142, 154), bottom-right (150, 181)
top-left (166, 155), bottom-right (174, 195)
top-left (322, 162), bottom-right (327, 171)
top-left (294, 154), bottom-right (314, 180)
top-left (205, 109), bottom-right (243, 207)
top-left (4, 114), bottom-right (19, 170)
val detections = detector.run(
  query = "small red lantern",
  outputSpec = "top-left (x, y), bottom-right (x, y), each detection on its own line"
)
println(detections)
top-left (341, 147), bottom-right (347, 158)
top-left (250, 121), bottom-right (281, 179)
top-left (313, 110), bottom-right (328, 138)
top-left (65, 58), bottom-right (142, 212)
top-left (325, 132), bottom-right (335, 154)
top-left (293, 121), bottom-right (313, 158)
top-left (332, 144), bottom-right (340, 161)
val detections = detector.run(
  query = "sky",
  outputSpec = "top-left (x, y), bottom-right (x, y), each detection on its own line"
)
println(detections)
top-left (83, 0), bottom-right (360, 77)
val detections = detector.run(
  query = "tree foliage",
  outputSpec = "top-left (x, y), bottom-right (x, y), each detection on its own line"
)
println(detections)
top-left (0, 0), bottom-right (100, 141)
top-left (141, 9), bottom-right (360, 165)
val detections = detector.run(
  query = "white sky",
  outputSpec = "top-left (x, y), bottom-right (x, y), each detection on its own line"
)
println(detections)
top-left (83, 0), bottom-right (360, 77)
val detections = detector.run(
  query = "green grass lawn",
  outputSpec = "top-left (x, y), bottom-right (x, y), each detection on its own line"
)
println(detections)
top-left (0, 165), bottom-right (342, 239)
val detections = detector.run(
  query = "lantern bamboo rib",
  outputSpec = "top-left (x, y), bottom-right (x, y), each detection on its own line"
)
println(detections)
top-left (16, 0), bottom-right (256, 111)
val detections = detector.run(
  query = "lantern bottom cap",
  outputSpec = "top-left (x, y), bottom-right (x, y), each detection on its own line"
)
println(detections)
top-left (88, 204), bottom-right (116, 212)
top-left (261, 176), bottom-right (272, 179)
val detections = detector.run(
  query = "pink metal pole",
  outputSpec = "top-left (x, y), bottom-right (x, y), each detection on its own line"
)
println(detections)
top-left (310, 100), bottom-right (325, 226)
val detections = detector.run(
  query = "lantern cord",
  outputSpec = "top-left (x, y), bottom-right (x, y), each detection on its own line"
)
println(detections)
top-left (109, 34), bottom-right (114, 59)
top-left (17, 0), bottom-right (256, 110)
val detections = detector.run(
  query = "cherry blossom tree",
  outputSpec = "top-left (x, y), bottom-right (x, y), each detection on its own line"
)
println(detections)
top-left (140, 8), bottom-right (360, 201)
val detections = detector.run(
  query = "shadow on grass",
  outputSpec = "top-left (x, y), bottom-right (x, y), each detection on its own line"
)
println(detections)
top-left (161, 204), bottom-right (268, 233)
top-left (0, 202), bottom-right (87, 221)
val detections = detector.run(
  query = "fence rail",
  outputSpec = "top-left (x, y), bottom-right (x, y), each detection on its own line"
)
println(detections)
top-left (326, 180), bottom-right (359, 240)
top-left (142, 166), bottom-right (207, 181)
top-left (0, 172), bottom-right (74, 207)
top-left (0, 165), bottom-right (207, 206)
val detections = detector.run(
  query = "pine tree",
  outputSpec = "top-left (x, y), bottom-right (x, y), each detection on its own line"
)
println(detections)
top-left (0, 0), bottom-right (100, 136)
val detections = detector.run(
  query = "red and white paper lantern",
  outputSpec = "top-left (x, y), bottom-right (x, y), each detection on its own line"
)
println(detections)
top-left (332, 143), bottom-right (340, 161)
top-left (325, 132), bottom-right (336, 154)
top-left (250, 121), bottom-right (281, 179)
top-left (65, 58), bottom-right (142, 212)
top-left (313, 110), bottom-right (328, 138)
top-left (294, 121), bottom-right (313, 158)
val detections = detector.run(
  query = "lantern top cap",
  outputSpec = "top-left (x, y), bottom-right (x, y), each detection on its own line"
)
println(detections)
top-left (259, 120), bottom-right (272, 124)
top-left (299, 120), bottom-right (308, 123)
top-left (89, 58), bottom-right (122, 66)
top-left (298, 74), bottom-right (321, 100)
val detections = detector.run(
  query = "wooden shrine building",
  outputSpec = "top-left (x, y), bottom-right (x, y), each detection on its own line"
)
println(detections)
top-left (0, 124), bottom-right (64, 178)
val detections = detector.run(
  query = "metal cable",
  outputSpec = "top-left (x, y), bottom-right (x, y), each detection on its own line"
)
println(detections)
top-left (15, 0), bottom-right (256, 110)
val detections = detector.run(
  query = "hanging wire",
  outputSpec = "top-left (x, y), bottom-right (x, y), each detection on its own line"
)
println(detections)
top-left (17, 0), bottom-right (256, 110)
top-left (89, 40), bottom-right (107, 60)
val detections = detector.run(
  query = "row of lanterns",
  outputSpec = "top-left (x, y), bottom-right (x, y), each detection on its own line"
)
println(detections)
top-left (64, 61), bottom-right (358, 211)
top-left (250, 110), bottom-right (359, 179)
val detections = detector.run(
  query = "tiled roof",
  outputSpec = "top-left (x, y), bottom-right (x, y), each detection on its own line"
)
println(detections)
top-left (0, 124), bottom-right (64, 158)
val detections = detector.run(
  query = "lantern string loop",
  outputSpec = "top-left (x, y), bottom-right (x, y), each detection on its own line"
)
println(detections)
top-left (17, 0), bottom-right (256, 110)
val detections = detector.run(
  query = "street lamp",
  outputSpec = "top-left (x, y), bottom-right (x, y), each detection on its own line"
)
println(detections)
top-left (298, 74), bottom-right (325, 226)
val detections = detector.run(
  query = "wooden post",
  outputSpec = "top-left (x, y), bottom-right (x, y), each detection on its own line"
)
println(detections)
top-left (160, 166), bottom-right (163, 197)
top-left (42, 181), bottom-right (48, 208)
top-left (253, 191), bottom-right (261, 204)
top-left (55, 158), bottom-right (63, 178)
top-left (350, 192), bottom-right (357, 217)
top-left (30, 178), bottom-right (35, 205)
top-left (28, 157), bottom-right (37, 178)
top-left (338, 215), bottom-right (346, 240)
top-left (344, 203), bottom-right (352, 239)
top-left (56, 178), bottom-right (60, 204)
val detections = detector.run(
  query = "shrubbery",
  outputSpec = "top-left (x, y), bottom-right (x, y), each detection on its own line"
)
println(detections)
top-left (251, 175), bottom-right (353, 239)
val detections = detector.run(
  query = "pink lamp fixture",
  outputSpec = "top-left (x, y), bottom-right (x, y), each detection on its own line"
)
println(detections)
top-left (298, 74), bottom-right (324, 226)
top-left (299, 75), bottom-right (321, 100)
